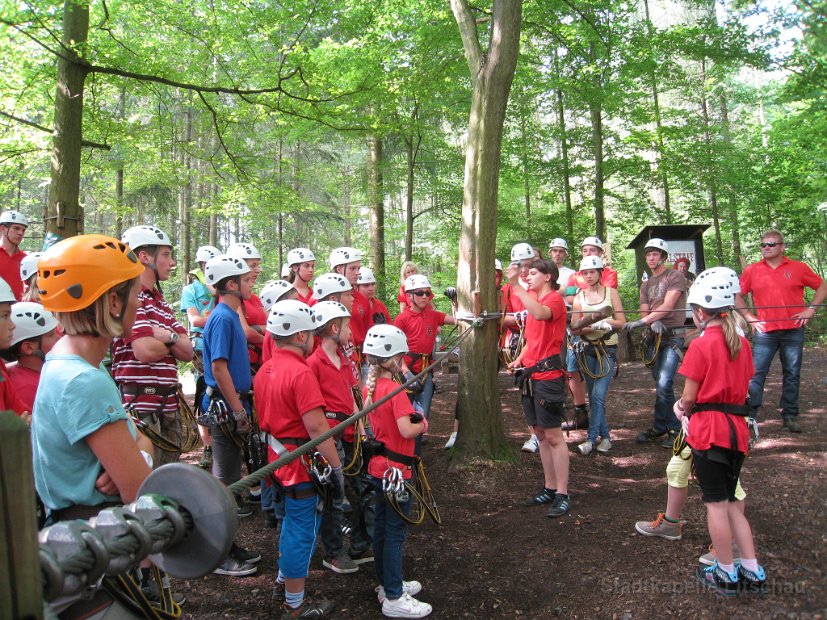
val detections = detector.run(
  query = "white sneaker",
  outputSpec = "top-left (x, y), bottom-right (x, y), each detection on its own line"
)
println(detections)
top-left (521, 435), bottom-right (539, 453)
top-left (578, 440), bottom-right (594, 455)
top-left (376, 581), bottom-right (423, 604)
top-left (596, 438), bottom-right (611, 453)
top-left (381, 592), bottom-right (432, 618)
top-left (444, 432), bottom-right (457, 449)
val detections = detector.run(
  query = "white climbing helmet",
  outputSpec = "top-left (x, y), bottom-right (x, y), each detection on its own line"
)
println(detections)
top-left (0, 277), bottom-right (16, 304)
top-left (510, 243), bottom-right (534, 262)
top-left (404, 274), bottom-right (431, 292)
top-left (495, 259), bottom-right (503, 271)
top-left (358, 266), bottom-right (377, 284)
top-left (687, 270), bottom-right (735, 309)
top-left (195, 245), bottom-right (221, 264)
top-left (644, 238), bottom-right (669, 255)
top-left (363, 324), bottom-right (408, 358)
top-left (581, 236), bottom-right (604, 252)
top-left (121, 226), bottom-right (172, 251)
top-left (10, 302), bottom-right (58, 346)
top-left (579, 255), bottom-right (604, 271)
top-left (259, 279), bottom-right (295, 312)
top-left (287, 248), bottom-right (315, 266)
top-left (313, 273), bottom-right (352, 299)
top-left (695, 266), bottom-right (739, 292)
top-left (0, 210), bottom-right (28, 227)
top-left (204, 256), bottom-right (250, 286)
top-left (313, 300), bottom-right (351, 329)
top-left (549, 238), bottom-right (569, 251)
top-left (328, 247), bottom-right (363, 269)
top-left (226, 242), bottom-right (262, 261)
top-left (267, 299), bottom-right (319, 336)
top-left (20, 252), bottom-right (43, 282)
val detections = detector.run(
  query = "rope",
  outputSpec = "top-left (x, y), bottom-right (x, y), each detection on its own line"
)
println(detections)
top-left (227, 321), bottom-right (481, 496)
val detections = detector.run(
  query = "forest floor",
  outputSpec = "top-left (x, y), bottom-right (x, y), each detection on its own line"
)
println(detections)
top-left (178, 348), bottom-right (827, 620)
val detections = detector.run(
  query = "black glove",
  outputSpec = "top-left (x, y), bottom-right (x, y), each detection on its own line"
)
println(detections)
top-left (331, 466), bottom-right (345, 503)
top-left (409, 412), bottom-right (424, 423)
top-left (622, 319), bottom-right (646, 332)
top-left (444, 287), bottom-right (458, 301)
top-left (404, 371), bottom-right (424, 394)
top-left (650, 320), bottom-right (667, 335)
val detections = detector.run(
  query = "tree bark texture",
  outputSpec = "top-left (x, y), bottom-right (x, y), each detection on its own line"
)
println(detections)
top-left (45, 0), bottom-right (90, 238)
top-left (450, 0), bottom-right (522, 462)
top-left (367, 135), bottom-right (386, 299)
top-left (588, 42), bottom-right (605, 241)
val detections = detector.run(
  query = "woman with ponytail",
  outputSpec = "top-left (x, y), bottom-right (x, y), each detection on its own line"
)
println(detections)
top-left (363, 324), bottom-right (432, 618)
top-left (674, 269), bottom-right (766, 596)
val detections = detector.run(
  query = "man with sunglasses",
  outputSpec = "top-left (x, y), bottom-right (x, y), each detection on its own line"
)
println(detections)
top-left (394, 274), bottom-right (457, 451)
top-left (736, 230), bottom-right (826, 433)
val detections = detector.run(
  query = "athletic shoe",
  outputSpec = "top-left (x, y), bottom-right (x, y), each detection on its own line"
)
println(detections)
top-left (783, 417), bottom-right (803, 433)
top-left (213, 557), bottom-right (257, 577)
top-left (577, 440), bottom-right (593, 455)
top-left (697, 563), bottom-right (739, 597)
top-left (747, 417), bottom-right (760, 448)
top-left (281, 597), bottom-right (335, 619)
top-left (248, 486), bottom-right (262, 502)
top-left (699, 543), bottom-right (741, 566)
top-left (264, 510), bottom-right (278, 529)
top-left (561, 406), bottom-right (589, 431)
top-left (660, 429), bottom-right (679, 449)
top-left (236, 496), bottom-right (252, 519)
top-left (322, 550), bottom-right (359, 574)
top-left (381, 593), bottom-right (432, 618)
top-left (197, 446), bottom-right (213, 470)
top-left (634, 512), bottom-right (682, 540)
top-left (546, 493), bottom-right (570, 518)
top-left (376, 580), bottom-right (423, 604)
top-left (230, 542), bottom-right (261, 564)
top-left (140, 582), bottom-right (186, 608)
top-left (521, 435), bottom-right (539, 453)
top-left (524, 488), bottom-right (556, 506)
top-left (349, 548), bottom-right (374, 565)
top-left (444, 432), bottom-right (457, 449)
top-left (636, 427), bottom-right (664, 444)
top-left (738, 564), bottom-right (767, 594)
top-left (596, 438), bottom-right (611, 453)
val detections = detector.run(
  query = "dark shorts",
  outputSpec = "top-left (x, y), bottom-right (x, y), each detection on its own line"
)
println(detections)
top-left (692, 447), bottom-right (745, 503)
top-left (522, 376), bottom-right (566, 429)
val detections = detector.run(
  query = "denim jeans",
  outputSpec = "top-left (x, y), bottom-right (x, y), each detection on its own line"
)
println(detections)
top-left (749, 328), bottom-right (805, 419)
top-left (343, 440), bottom-right (374, 554)
top-left (412, 374), bottom-right (434, 455)
top-left (584, 348), bottom-right (616, 443)
top-left (320, 440), bottom-right (347, 557)
top-left (648, 336), bottom-right (682, 433)
top-left (371, 477), bottom-right (411, 600)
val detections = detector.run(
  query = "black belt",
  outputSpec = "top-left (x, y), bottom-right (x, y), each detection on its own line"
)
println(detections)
top-left (523, 354), bottom-right (564, 375)
top-left (379, 447), bottom-right (416, 467)
top-left (283, 486), bottom-right (317, 499)
top-left (52, 501), bottom-right (120, 523)
top-left (325, 411), bottom-right (351, 423)
top-left (119, 383), bottom-right (178, 398)
top-left (206, 386), bottom-right (253, 402)
top-left (691, 402), bottom-right (751, 416)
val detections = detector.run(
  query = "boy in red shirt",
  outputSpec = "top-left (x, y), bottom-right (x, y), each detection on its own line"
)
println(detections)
top-left (357, 267), bottom-right (391, 329)
top-left (5, 302), bottom-right (60, 411)
top-left (256, 299), bottom-right (341, 619)
top-left (0, 277), bottom-right (29, 420)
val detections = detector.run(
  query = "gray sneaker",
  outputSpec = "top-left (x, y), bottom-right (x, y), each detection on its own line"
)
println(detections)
top-left (213, 556), bottom-right (257, 577)
top-left (322, 550), bottom-right (359, 574)
top-left (596, 438), bottom-right (611, 453)
top-left (783, 417), bottom-right (802, 433)
top-left (634, 513), bottom-right (682, 540)
top-left (546, 493), bottom-right (570, 518)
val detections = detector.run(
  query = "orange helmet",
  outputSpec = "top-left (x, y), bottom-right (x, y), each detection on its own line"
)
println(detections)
top-left (38, 234), bottom-right (144, 312)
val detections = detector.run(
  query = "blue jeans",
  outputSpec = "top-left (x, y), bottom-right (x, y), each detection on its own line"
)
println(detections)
top-left (584, 348), bottom-right (616, 442)
top-left (278, 485), bottom-right (321, 579)
top-left (371, 477), bottom-right (411, 600)
top-left (412, 374), bottom-right (434, 455)
top-left (648, 336), bottom-right (682, 433)
top-left (749, 328), bottom-right (805, 419)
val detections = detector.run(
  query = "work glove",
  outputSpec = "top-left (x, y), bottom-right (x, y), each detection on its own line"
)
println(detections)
top-left (622, 319), bottom-right (646, 332)
top-left (403, 371), bottom-right (424, 394)
top-left (591, 321), bottom-right (612, 332)
top-left (649, 320), bottom-right (667, 335)
top-left (233, 409), bottom-right (252, 435)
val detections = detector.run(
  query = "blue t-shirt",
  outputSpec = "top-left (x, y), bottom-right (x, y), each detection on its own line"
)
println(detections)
top-left (202, 301), bottom-right (252, 411)
top-left (32, 354), bottom-right (136, 510)
top-left (180, 281), bottom-right (214, 348)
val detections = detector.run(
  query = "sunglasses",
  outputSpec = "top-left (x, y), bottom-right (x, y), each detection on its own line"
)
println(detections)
top-left (759, 242), bottom-right (781, 248)
top-left (412, 290), bottom-right (432, 297)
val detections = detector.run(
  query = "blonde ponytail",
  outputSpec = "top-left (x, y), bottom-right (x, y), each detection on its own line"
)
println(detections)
top-left (719, 311), bottom-right (743, 360)
top-left (363, 361), bottom-right (381, 407)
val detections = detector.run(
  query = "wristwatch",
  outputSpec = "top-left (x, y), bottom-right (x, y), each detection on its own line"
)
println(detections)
top-left (166, 332), bottom-right (179, 346)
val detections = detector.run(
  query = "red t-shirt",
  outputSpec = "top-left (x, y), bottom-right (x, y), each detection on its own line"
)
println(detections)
top-left (242, 295), bottom-right (267, 365)
top-left (566, 268), bottom-right (618, 291)
top-left (397, 285), bottom-right (408, 309)
top-left (0, 247), bottom-right (25, 300)
top-left (296, 288), bottom-right (316, 307)
top-left (112, 286), bottom-right (186, 414)
top-left (7, 362), bottom-right (39, 412)
top-left (307, 346), bottom-right (357, 441)
top-left (350, 289), bottom-right (370, 348)
top-left (520, 290), bottom-right (566, 381)
top-left (365, 298), bottom-right (392, 330)
top-left (394, 307), bottom-right (447, 373)
top-left (680, 326), bottom-right (753, 454)
top-left (0, 360), bottom-right (28, 415)
top-left (255, 348), bottom-right (326, 487)
top-left (366, 377), bottom-right (416, 480)
top-left (261, 333), bottom-right (275, 364)
top-left (740, 257), bottom-right (824, 332)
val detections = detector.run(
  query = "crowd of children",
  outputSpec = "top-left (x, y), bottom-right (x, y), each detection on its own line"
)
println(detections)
top-left (2, 204), bottom-right (784, 618)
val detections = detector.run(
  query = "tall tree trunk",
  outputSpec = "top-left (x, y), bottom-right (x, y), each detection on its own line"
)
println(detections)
top-left (719, 94), bottom-right (742, 265)
top-left (555, 86), bottom-right (574, 241)
top-left (179, 104), bottom-right (193, 282)
top-left (520, 109), bottom-right (532, 234)
top-left (700, 58), bottom-right (724, 265)
top-left (643, 0), bottom-right (671, 223)
top-left (404, 135), bottom-right (415, 261)
top-left (367, 135), bottom-right (386, 299)
top-left (342, 155), bottom-right (352, 247)
top-left (276, 137), bottom-right (285, 267)
top-left (45, 0), bottom-right (90, 238)
top-left (450, 0), bottom-right (522, 463)
top-left (588, 42), bottom-right (605, 241)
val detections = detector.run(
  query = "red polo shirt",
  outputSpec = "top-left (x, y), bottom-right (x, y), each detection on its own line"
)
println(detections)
top-left (366, 377), bottom-right (416, 480)
top-left (296, 288), bottom-right (316, 306)
top-left (365, 298), bottom-right (392, 330)
top-left (307, 346), bottom-right (357, 441)
top-left (0, 359), bottom-right (28, 415)
top-left (520, 290), bottom-right (566, 381)
top-left (681, 326), bottom-right (753, 454)
top-left (7, 362), bottom-right (40, 412)
top-left (241, 294), bottom-right (267, 366)
top-left (566, 267), bottom-right (618, 291)
top-left (112, 286), bottom-right (186, 415)
top-left (0, 247), bottom-right (25, 300)
top-left (740, 257), bottom-right (823, 332)
top-left (394, 307), bottom-right (447, 373)
top-left (255, 348), bottom-right (326, 487)
top-left (350, 289), bottom-right (370, 348)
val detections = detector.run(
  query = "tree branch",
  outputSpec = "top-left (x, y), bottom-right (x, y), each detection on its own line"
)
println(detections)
top-left (451, 0), bottom-right (484, 78)
top-left (0, 109), bottom-right (110, 149)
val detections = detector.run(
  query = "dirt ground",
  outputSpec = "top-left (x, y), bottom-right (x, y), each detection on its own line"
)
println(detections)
top-left (177, 348), bottom-right (827, 619)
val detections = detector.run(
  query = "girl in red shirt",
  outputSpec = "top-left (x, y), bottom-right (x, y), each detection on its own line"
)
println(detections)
top-left (363, 325), bottom-right (431, 618)
top-left (675, 270), bottom-right (766, 595)
top-left (286, 247), bottom-right (316, 305)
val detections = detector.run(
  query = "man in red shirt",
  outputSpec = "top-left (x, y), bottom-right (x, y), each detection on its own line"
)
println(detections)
top-left (113, 226), bottom-right (194, 466)
top-left (330, 247), bottom-right (369, 355)
top-left (0, 210), bottom-right (29, 300)
top-left (736, 229), bottom-right (826, 433)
